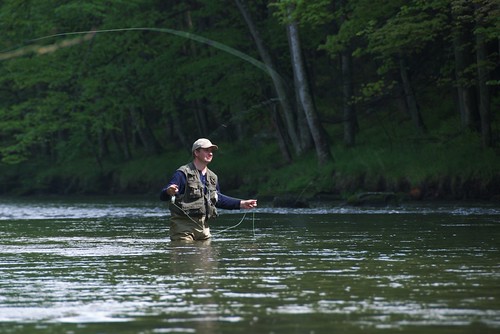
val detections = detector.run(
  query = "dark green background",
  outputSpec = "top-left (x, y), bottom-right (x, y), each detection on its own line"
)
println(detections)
top-left (0, 1), bottom-right (498, 199)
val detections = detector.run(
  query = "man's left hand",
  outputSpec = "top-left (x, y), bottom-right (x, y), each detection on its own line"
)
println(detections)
top-left (240, 199), bottom-right (257, 209)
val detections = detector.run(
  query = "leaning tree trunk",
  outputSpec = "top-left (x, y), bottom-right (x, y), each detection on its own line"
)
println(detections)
top-left (286, 6), bottom-right (332, 165)
top-left (234, 0), bottom-right (301, 158)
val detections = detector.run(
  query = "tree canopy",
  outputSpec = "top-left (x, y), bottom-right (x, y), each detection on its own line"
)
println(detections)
top-left (0, 0), bottom-right (498, 196)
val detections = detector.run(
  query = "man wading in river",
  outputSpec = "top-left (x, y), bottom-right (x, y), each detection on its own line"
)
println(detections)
top-left (160, 138), bottom-right (257, 241)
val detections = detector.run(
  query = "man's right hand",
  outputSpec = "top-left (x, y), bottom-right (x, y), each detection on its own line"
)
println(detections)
top-left (167, 184), bottom-right (179, 196)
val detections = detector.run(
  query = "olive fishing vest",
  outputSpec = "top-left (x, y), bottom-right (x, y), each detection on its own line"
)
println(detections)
top-left (169, 163), bottom-right (219, 219)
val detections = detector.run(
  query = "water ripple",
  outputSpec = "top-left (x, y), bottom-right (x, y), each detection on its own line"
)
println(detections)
top-left (0, 198), bottom-right (499, 333)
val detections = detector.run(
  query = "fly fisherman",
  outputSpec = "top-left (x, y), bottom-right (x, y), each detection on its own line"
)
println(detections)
top-left (160, 138), bottom-right (257, 241)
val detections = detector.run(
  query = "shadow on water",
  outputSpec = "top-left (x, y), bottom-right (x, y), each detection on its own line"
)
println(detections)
top-left (0, 197), bottom-right (499, 333)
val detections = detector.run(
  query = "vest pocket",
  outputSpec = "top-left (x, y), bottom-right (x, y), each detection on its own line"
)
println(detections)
top-left (188, 185), bottom-right (203, 199)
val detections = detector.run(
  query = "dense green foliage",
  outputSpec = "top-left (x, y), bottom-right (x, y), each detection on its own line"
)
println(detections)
top-left (0, 0), bottom-right (499, 200)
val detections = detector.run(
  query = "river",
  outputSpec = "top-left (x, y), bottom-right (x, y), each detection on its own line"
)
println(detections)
top-left (0, 197), bottom-right (499, 333)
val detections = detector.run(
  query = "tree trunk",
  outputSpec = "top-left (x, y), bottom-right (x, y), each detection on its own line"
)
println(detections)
top-left (111, 132), bottom-right (125, 161)
top-left (287, 31), bottom-right (313, 152)
top-left (114, 116), bottom-right (132, 160)
top-left (294, 91), bottom-right (313, 151)
top-left (193, 100), bottom-right (209, 136)
top-left (186, 10), bottom-right (210, 139)
top-left (271, 103), bottom-right (293, 164)
top-left (399, 57), bottom-right (426, 133)
top-left (475, 26), bottom-right (492, 147)
top-left (170, 106), bottom-right (189, 149)
top-left (234, 0), bottom-right (302, 157)
top-left (129, 107), bottom-right (162, 154)
top-left (451, 3), bottom-right (478, 131)
top-left (286, 6), bottom-right (332, 165)
top-left (341, 49), bottom-right (356, 147)
top-left (453, 33), bottom-right (477, 130)
top-left (97, 130), bottom-right (109, 161)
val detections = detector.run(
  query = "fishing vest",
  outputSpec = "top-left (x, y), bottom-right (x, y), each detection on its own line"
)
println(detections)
top-left (169, 162), bottom-right (219, 219)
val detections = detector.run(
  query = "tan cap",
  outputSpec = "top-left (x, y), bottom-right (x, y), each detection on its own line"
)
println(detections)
top-left (192, 138), bottom-right (218, 152)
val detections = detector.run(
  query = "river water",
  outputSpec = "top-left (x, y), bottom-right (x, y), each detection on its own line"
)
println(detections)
top-left (0, 197), bottom-right (499, 334)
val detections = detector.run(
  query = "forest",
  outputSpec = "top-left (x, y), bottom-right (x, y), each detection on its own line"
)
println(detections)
top-left (0, 0), bottom-right (499, 201)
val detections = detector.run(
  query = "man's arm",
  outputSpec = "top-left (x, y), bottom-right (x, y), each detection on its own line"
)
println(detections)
top-left (216, 192), bottom-right (242, 210)
top-left (215, 184), bottom-right (257, 210)
top-left (160, 170), bottom-right (186, 201)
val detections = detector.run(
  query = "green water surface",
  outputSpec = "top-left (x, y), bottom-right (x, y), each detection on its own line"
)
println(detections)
top-left (0, 199), bottom-right (499, 333)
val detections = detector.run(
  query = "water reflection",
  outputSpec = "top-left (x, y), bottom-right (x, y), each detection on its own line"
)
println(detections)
top-left (155, 240), bottom-right (221, 333)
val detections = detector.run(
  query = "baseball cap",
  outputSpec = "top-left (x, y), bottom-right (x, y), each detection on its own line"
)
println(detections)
top-left (191, 138), bottom-right (218, 152)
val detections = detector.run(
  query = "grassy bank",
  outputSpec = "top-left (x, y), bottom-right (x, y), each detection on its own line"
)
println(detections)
top-left (2, 129), bottom-right (499, 202)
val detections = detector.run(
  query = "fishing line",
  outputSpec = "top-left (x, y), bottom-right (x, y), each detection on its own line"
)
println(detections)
top-left (169, 196), bottom-right (256, 237)
top-left (252, 212), bottom-right (255, 238)
top-left (216, 212), bottom-right (248, 233)
top-left (5, 26), bottom-right (287, 142)
top-left (3, 26), bottom-right (290, 150)
top-left (3, 27), bottom-right (283, 83)
top-left (12, 27), bottom-right (265, 236)
top-left (215, 211), bottom-right (256, 237)
top-left (169, 196), bottom-right (204, 230)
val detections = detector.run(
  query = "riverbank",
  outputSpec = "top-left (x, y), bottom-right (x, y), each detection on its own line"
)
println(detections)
top-left (1, 131), bottom-right (499, 202)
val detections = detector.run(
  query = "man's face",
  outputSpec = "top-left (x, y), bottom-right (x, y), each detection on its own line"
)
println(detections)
top-left (195, 147), bottom-right (215, 164)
